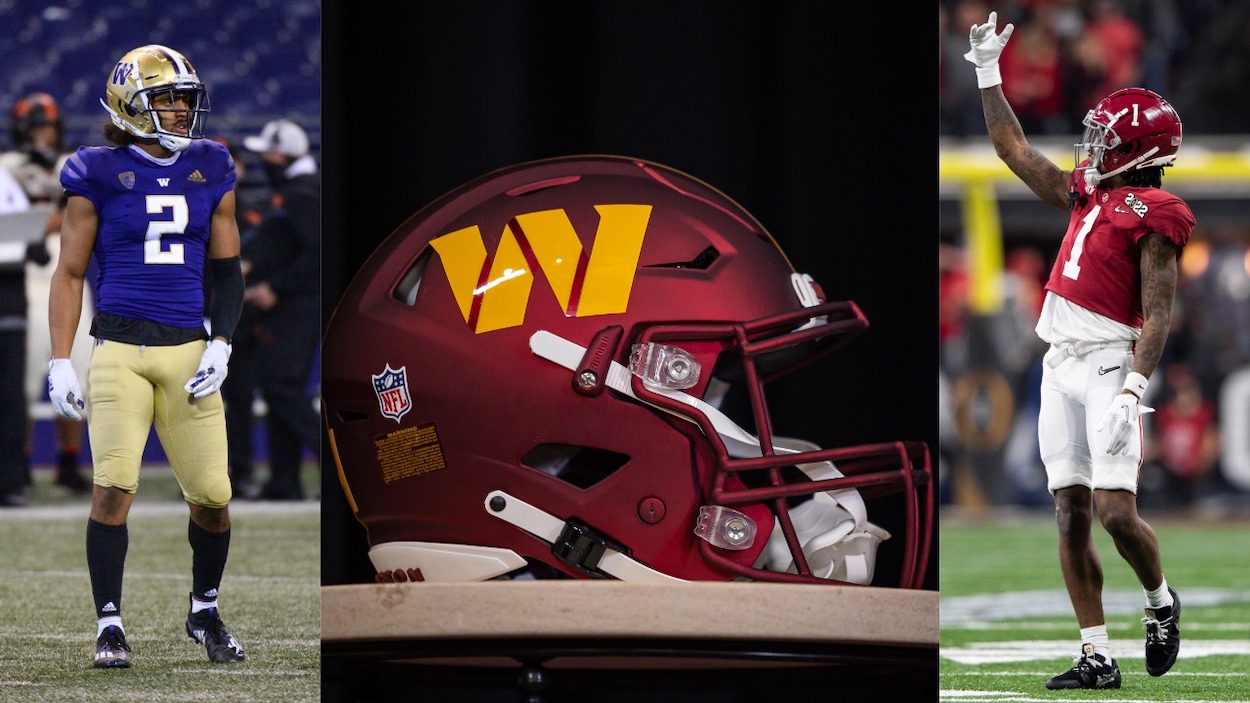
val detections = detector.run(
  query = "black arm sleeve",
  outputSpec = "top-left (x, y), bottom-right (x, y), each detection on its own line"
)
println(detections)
top-left (208, 256), bottom-right (244, 344)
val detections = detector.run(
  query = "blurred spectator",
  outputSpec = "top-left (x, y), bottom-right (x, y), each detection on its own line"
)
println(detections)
top-left (213, 138), bottom-right (270, 499)
top-left (1175, 239), bottom-right (1250, 401)
top-left (1169, 2), bottom-right (1250, 133)
top-left (999, 5), bottom-right (1069, 135)
top-left (3, 91), bottom-right (92, 493)
top-left (0, 162), bottom-right (35, 506)
top-left (1144, 363), bottom-right (1220, 508)
top-left (939, 240), bottom-right (971, 376)
top-left (1065, 0), bottom-right (1145, 116)
top-left (1119, 0), bottom-right (1182, 94)
top-left (940, 0), bottom-right (996, 137)
top-left (236, 119), bottom-right (321, 501)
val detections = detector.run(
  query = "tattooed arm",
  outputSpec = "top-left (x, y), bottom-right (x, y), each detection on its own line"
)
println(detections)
top-left (1131, 233), bottom-right (1179, 383)
top-left (979, 85), bottom-right (1071, 211)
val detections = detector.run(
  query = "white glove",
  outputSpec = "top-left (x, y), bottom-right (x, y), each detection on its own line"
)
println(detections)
top-left (48, 358), bottom-right (85, 421)
top-left (1097, 392), bottom-right (1155, 456)
top-left (184, 339), bottom-right (231, 399)
top-left (963, 11), bottom-right (1015, 89)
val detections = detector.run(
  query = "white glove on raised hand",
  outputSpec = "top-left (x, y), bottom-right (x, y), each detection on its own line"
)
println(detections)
top-left (48, 358), bottom-right (85, 421)
top-left (963, 11), bottom-right (1015, 89)
top-left (184, 339), bottom-right (231, 400)
top-left (1097, 392), bottom-right (1155, 456)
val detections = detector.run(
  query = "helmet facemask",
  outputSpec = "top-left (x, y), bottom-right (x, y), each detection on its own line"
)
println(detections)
top-left (1075, 112), bottom-right (1117, 185)
top-left (557, 293), bottom-right (932, 587)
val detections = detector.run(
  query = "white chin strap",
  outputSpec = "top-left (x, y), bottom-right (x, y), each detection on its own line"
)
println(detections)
top-left (1084, 145), bottom-right (1161, 186)
top-left (158, 134), bottom-right (192, 152)
top-left (527, 330), bottom-right (888, 585)
top-left (367, 492), bottom-right (686, 583)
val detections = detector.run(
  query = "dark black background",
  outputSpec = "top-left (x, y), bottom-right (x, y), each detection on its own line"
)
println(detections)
top-left (320, 2), bottom-right (937, 700)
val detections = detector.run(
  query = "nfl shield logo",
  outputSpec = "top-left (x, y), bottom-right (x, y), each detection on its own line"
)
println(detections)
top-left (372, 364), bottom-right (411, 423)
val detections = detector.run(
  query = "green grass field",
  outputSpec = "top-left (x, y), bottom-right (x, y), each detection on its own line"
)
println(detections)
top-left (940, 509), bottom-right (1250, 702)
top-left (0, 465), bottom-right (319, 703)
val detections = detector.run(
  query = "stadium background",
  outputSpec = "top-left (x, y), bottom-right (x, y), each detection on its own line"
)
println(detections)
top-left (1, 0), bottom-right (321, 467)
top-left (938, 0), bottom-right (1250, 514)
top-left (0, 3), bottom-right (322, 698)
top-left (938, 2), bottom-right (1250, 700)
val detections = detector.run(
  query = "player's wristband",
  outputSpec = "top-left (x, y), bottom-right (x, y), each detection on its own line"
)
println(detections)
top-left (974, 65), bottom-right (1002, 90)
top-left (1123, 371), bottom-right (1149, 399)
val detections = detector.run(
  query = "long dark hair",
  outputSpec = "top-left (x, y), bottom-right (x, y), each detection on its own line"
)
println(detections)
top-left (102, 121), bottom-right (143, 147)
top-left (1123, 166), bottom-right (1164, 189)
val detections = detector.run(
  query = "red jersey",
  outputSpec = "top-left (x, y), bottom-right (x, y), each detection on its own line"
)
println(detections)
top-left (1045, 172), bottom-right (1195, 328)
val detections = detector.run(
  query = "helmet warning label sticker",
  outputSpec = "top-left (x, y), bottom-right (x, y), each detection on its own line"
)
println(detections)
top-left (374, 422), bottom-right (446, 484)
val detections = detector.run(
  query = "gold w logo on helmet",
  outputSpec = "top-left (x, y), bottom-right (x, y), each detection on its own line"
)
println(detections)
top-left (430, 205), bottom-right (652, 333)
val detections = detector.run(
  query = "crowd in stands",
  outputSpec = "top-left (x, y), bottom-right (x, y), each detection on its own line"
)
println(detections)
top-left (940, 0), bottom-right (1250, 137)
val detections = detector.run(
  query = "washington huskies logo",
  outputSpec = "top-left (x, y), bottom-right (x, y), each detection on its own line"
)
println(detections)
top-left (372, 364), bottom-right (411, 423)
top-left (111, 61), bottom-right (134, 86)
top-left (430, 205), bottom-right (652, 333)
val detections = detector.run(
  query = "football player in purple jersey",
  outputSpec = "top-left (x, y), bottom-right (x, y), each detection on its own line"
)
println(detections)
top-left (964, 11), bottom-right (1190, 691)
top-left (47, 44), bottom-right (246, 668)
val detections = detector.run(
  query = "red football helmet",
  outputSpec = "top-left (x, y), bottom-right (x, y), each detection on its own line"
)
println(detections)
top-left (1076, 87), bottom-right (1182, 185)
top-left (322, 156), bottom-right (933, 588)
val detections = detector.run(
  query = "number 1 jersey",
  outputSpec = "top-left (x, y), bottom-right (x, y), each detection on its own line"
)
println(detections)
top-left (1044, 173), bottom-right (1195, 331)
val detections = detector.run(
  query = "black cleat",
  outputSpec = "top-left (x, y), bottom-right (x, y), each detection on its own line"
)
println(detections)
top-left (1045, 644), bottom-right (1121, 690)
top-left (185, 594), bottom-right (246, 663)
top-left (1144, 587), bottom-right (1181, 676)
top-left (94, 625), bottom-right (131, 668)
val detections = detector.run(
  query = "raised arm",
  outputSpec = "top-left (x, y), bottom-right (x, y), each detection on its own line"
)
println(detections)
top-left (963, 11), bottom-right (1071, 210)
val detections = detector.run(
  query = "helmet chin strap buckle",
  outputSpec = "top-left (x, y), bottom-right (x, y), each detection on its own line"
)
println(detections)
top-left (483, 490), bottom-right (684, 583)
top-left (551, 520), bottom-right (620, 578)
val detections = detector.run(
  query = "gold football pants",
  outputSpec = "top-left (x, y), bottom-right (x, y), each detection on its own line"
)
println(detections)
top-left (87, 339), bottom-right (232, 507)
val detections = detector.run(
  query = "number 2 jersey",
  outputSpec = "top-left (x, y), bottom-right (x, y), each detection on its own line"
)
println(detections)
top-left (1035, 169), bottom-right (1195, 345)
top-left (60, 139), bottom-right (236, 340)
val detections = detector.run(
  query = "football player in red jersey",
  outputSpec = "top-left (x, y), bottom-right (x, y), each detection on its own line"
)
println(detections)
top-left (47, 44), bottom-right (246, 669)
top-left (964, 11), bottom-right (1190, 691)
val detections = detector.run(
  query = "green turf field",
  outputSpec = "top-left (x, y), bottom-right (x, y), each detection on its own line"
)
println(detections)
top-left (940, 510), bottom-right (1250, 702)
top-left (0, 465), bottom-right (319, 703)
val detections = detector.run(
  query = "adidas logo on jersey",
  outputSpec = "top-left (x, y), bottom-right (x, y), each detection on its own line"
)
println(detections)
top-left (187, 170), bottom-right (207, 183)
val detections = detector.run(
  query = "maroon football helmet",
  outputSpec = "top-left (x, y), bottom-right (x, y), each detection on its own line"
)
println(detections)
top-left (1076, 87), bottom-right (1182, 185)
top-left (322, 155), bottom-right (932, 587)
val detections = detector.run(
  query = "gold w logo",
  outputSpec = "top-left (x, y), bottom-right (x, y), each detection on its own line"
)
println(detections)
top-left (430, 205), bottom-right (652, 333)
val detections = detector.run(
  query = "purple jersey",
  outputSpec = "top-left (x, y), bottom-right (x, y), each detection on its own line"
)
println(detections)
top-left (1047, 171), bottom-right (1195, 328)
top-left (60, 140), bottom-right (236, 329)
